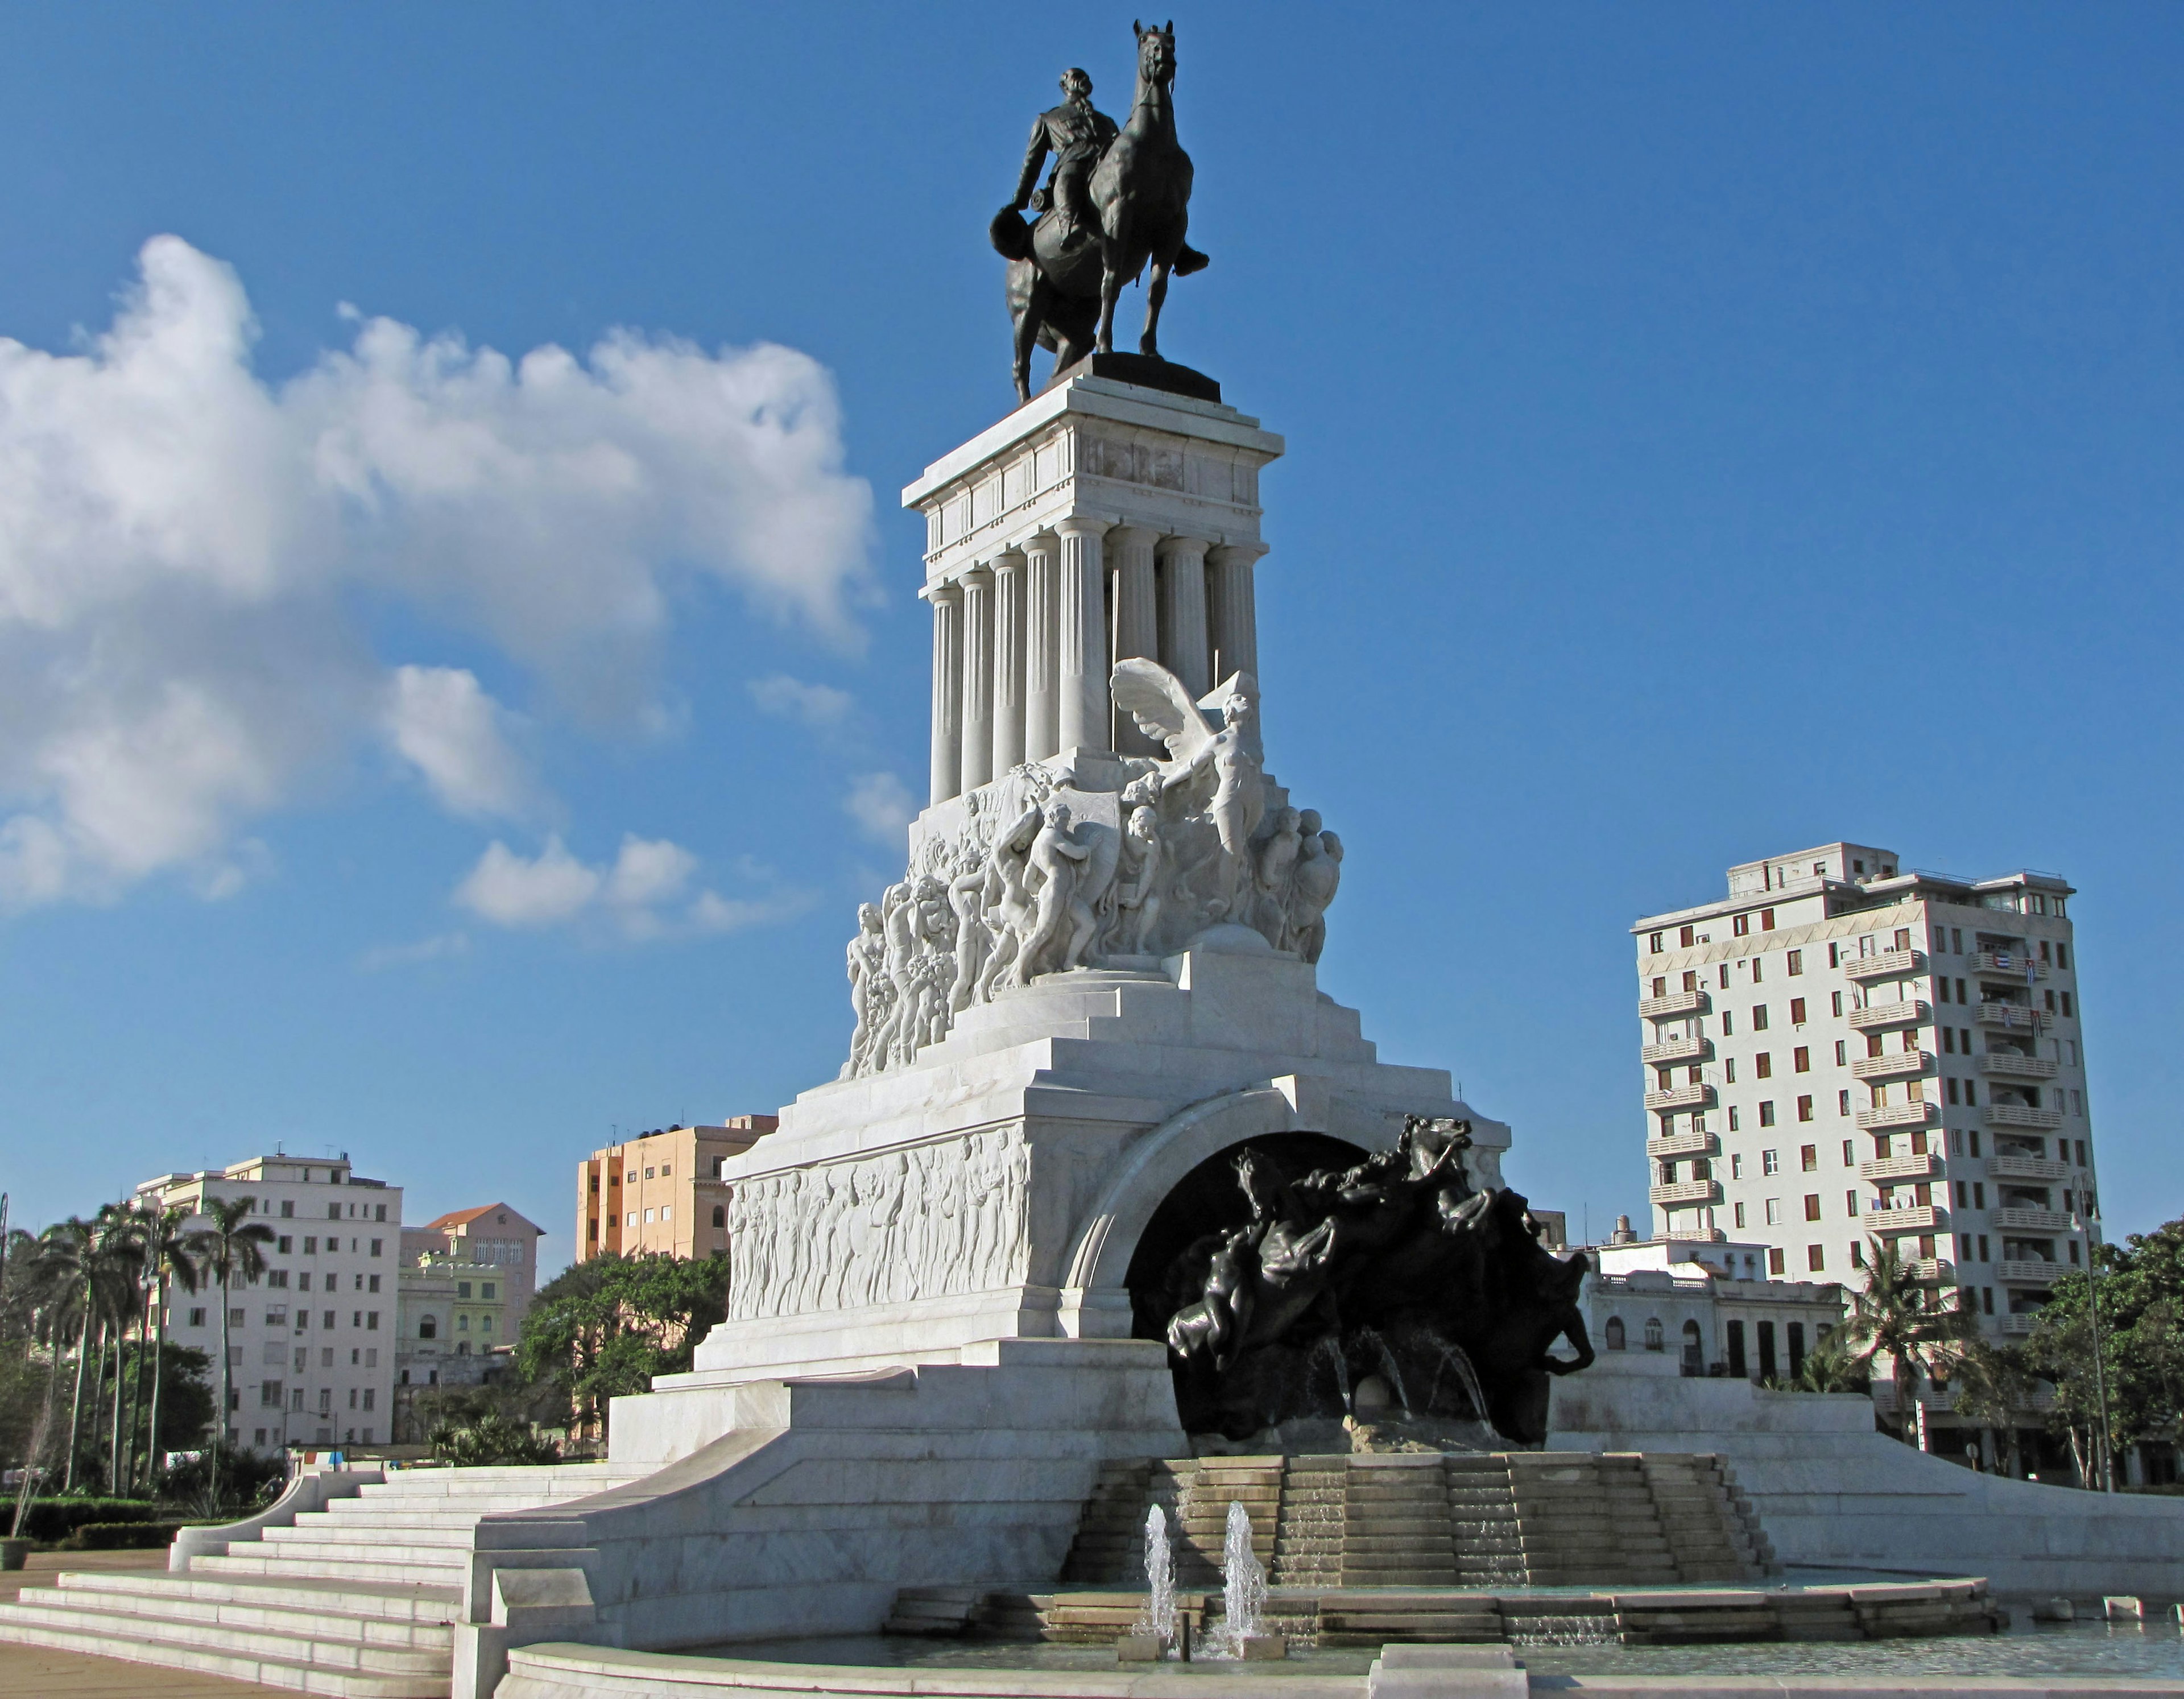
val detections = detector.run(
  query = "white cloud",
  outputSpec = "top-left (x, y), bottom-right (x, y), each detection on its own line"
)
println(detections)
top-left (453, 835), bottom-right (599, 927)
top-left (382, 665), bottom-right (535, 820)
top-left (842, 772), bottom-right (915, 846)
top-left (453, 832), bottom-right (800, 942)
top-left (0, 235), bottom-right (874, 911)
top-left (359, 931), bottom-right (471, 972)
top-left (747, 673), bottom-right (854, 728)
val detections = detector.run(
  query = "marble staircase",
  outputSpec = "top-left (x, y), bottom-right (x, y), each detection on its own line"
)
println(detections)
top-left (1057, 1450), bottom-right (1779, 1592)
top-left (0, 1462), bottom-right (646, 1698)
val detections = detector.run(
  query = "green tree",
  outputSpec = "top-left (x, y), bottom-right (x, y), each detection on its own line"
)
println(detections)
top-left (1941, 1338), bottom-right (2036, 1475)
top-left (1836, 1238), bottom-right (1976, 1448)
top-left (135, 1205), bottom-right (202, 1494)
top-left (514, 1252), bottom-right (729, 1444)
top-left (2026, 1221), bottom-right (2184, 1486)
top-left (187, 1197), bottom-right (274, 1486)
top-left (1782, 1326), bottom-right (1870, 1395)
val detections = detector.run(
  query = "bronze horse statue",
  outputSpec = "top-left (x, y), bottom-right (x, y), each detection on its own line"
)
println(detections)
top-left (992, 23), bottom-right (1209, 403)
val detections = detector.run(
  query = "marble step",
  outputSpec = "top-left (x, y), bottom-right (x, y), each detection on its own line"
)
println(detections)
top-left (0, 1594), bottom-right (449, 1676)
top-left (46, 1572), bottom-right (456, 1646)
top-left (0, 1607), bottom-right (445, 1698)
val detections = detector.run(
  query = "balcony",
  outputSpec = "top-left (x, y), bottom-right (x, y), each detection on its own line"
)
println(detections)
top-left (1975, 1001), bottom-right (2044, 1034)
top-left (1866, 1204), bottom-right (1946, 1237)
top-left (1849, 999), bottom-right (1928, 1032)
top-left (1641, 1034), bottom-right (1710, 1065)
top-left (1640, 988), bottom-right (1709, 1018)
top-left (1986, 1103), bottom-right (2063, 1130)
top-left (1842, 948), bottom-right (1921, 982)
top-left (1995, 1260), bottom-right (2062, 1285)
top-left (1993, 1208), bottom-right (2070, 1233)
top-left (1856, 1101), bottom-right (1934, 1131)
top-left (1647, 1129), bottom-right (1718, 1161)
top-left (1862, 1151), bottom-right (1945, 1183)
top-left (1989, 1153), bottom-right (2070, 1182)
top-left (1998, 1313), bottom-right (2038, 1336)
top-left (1649, 1179), bottom-right (1722, 1209)
top-left (1979, 1051), bottom-right (2058, 1081)
top-left (1852, 1050), bottom-right (1929, 1081)
top-left (1972, 950), bottom-right (2046, 982)
top-left (1644, 1082), bottom-right (1714, 1112)
top-left (1905, 1258), bottom-right (1955, 1285)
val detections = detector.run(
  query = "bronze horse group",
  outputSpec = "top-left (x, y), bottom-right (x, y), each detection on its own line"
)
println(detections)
top-left (992, 22), bottom-right (1207, 403)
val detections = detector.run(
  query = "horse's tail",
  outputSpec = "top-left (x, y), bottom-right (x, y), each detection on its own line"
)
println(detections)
top-left (990, 205), bottom-right (1036, 263)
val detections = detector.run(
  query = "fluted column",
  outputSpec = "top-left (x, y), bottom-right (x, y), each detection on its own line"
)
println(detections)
top-left (928, 581), bottom-right (963, 803)
top-left (1157, 534), bottom-right (1211, 699)
top-left (1107, 525), bottom-right (1160, 755)
top-left (1022, 532), bottom-right (1061, 762)
top-left (1207, 541), bottom-right (1266, 687)
top-left (959, 564), bottom-right (995, 791)
top-left (1054, 515), bottom-right (1112, 755)
top-left (991, 548), bottom-right (1026, 776)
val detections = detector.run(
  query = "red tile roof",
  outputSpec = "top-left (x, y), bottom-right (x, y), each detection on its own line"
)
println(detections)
top-left (421, 1202), bottom-right (543, 1234)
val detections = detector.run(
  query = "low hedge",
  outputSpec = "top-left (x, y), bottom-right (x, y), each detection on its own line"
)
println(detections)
top-left (60, 1520), bottom-right (187, 1551)
top-left (10, 1498), bottom-right (160, 1544)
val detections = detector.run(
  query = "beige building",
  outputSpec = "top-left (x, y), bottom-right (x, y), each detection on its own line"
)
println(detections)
top-left (401, 1202), bottom-right (545, 1334)
top-left (137, 1153), bottom-right (401, 1454)
top-left (1632, 841), bottom-right (2099, 1346)
top-left (576, 1116), bottom-right (776, 1263)
top-left (1583, 1220), bottom-right (1846, 1382)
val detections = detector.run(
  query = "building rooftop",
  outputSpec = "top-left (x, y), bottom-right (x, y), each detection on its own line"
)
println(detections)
top-left (420, 1202), bottom-right (544, 1235)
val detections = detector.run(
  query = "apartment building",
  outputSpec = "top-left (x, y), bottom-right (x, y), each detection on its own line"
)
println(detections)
top-left (1632, 841), bottom-right (2098, 1344)
top-left (400, 1203), bottom-right (545, 1333)
top-left (136, 1154), bottom-right (401, 1453)
top-left (575, 1116), bottom-right (777, 1263)
top-left (1584, 1220), bottom-right (1846, 1383)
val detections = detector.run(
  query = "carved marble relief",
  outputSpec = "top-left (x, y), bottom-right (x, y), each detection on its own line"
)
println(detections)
top-left (723, 1127), bottom-right (1032, 1321)
top-left (838, 659), bottom-right (1342, 1081)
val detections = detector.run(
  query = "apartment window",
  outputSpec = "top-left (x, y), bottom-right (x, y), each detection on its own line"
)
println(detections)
top-left (1937, 977), bottom-right (1951, 1003)
top-left (1762, 1148), bottom-right (1780, 1175)
top-left (1787, 950), bottom-right (1802, 977)
top-left (1807, 1245), bottom-right (1825, 1272)
top-left (1974, 1183), bottom-right (1985, 1208)
top-left (1964, 1081), bottom-right (1976, 1106)
top-left (1850, 1241), bottom-right (1864, 1267)
top-left (1733, 1201), bottom-right (1747, 1228)
top-left (1951, 928), bottom-right (1963, 953)
top-left (1946, 1078), bottom-right (1959, 1105)
top-left (1768, 1248), bottom-right (1786, 1276)
top-left (188, 1307), bottom-right (206, 1328)
top-left (279, 1200), bottom-right (295, 1219)
top-left (1834, 1040), bottom-right (1847, 1066)
top-left (370, 1239), bottom-right (382, 1257)
top-left (1722, 1011), bottom-right (1734, 1036)
top-left (458, 1282), bottom-right (473, 1299)
top-left (420, 1316), bottom-right (437, 1339)
top-left (1942, 1028), bottom-right (1954, 1054)
top-left (1790, 999), bottom-right (1806, 1027)
top-left (1800, 1144), bottom-right (1818, 1171)
top-left (1893, 928), bottom-right (1910, 950)
top-left (1830, 991), bottom-right (1843, 1017)
top-left (1956, 978), bottom-right (1967, 1002)
top-left (643, 1208), bottom-right (655, 1223)
top-left (1680, 924), bottom-right (1695, 948)
top-left (1752, 958), bottom-right (1764, 982)
top-left (2061, 993), bottom-right (2074, 1017)
top-left (1765, 1198), bottom-right (1782, 1225)
top-left (1644, 1318), bottom-right (1664, 1351)
top-left (1762, 908), bottom-right (1776, 931)
top-left (1756, 1053), bottom-right (1772, 1080)
top-left (1605, 1317), bottom-right (1625, 1350)
top-left (229, 1307), bottom-right (245, 1326)
top-left (482, 1282), bottom-right (495, 1300)
top-left (1793, 1045), bottom-right (1811, 1073)
top-left (375, 1204), bottom-right (387, 1222)
top-left (1759, 1101), bottom-right (1777, 1128)
top-left (1720, 964), bottom-right (1730, 988)
top-left (1726, 1321), bottom-right (1747, 1378)
top-left (1845, 1189), bottom-right (1858, 1216)
top-left (1682, 971), bottom-right (1699, 993)
top-left (277, 1235), bottom-right (292, 1255)
top-left (329, 1203), bottom-right (340, 1220)
top-left (1841, 1140), bottom-right (1854, 1165)
top-left (1954, 1181), bottom-right (1967, 1208)
top-left (1901, 1028), bottom-right (1920, 1055)
top-left (626, 1212), bottom-right (636, 1227)
top-left (367, 1311), bottom-right (379, 1330)
top-left (1752, 1006), bottom-right (1769, 1031)
top-left (1733, 914), bottom-right (1749, 937)
top-left (1979, 1234), bottom-right (1991, 1262)
top-left (368, 1275), bottom-right (380, 1293)
top-left (1651, 976), bottom-right (1666, 999)
top-left (2075, 1139), bottom-right (2087, 1166)
top-left (1649, 932), bottom-right (1664, 954)
top-left (1730, 1152), bottom-right (1744, 1179)
top-left (1804, 1194), bottom-right (1822, 1222)
top-left (1828, 942), bottom-right (1840, 968)
top-left (2057, 944), bottom-right (2070, 970)
top-left (1726, 1059), bottom-right (1738, 1084)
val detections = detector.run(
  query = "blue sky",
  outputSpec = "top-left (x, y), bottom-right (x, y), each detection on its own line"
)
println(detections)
top-left (1, 4), bottom-right (2179, 1267)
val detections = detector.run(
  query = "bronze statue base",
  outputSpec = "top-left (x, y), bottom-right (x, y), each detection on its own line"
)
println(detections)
top-left (1044, 351), bottom-right (1219, 404)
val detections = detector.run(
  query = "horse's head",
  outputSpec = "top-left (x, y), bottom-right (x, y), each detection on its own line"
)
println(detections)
top-left (1132, 20), bottom-right (1176, 88)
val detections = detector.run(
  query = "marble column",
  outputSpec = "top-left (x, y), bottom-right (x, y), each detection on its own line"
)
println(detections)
top-left (928, 581), bottom-right (963, 804)
top-left (1156, 534), bottom-right (1211, 700)
top-left (959, 564), bottom-right (995, 792)
top-left (1054, 515), bottom-right (1112, 755)
top-left (1107, 525), bottom-right (1160, 755)
top-left (991, 548), bottom-right (1026, 776)
top-left (1207, 541), bottom-right (1267, 687)
top-left (1022, 532), bottom-right (1061, 762)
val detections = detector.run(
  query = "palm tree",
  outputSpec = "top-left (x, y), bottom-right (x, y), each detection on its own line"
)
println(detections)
top-left (94, 1202), bottom-right (150, 1494)
top-left (188, 1196), bottom-right (274, 1487)
top-left (138, 1205), bottom-right (202, 1492)
top-left (35, 1218), bottom-right (100, 1491)
top-left (1838, 1238), bottom-right (1977, 1448)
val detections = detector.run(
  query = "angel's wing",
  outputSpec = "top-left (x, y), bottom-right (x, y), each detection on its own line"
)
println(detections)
top-left (1110, 658), bottom-right (1214, 765)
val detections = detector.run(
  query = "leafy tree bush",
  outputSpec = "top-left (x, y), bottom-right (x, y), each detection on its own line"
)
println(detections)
top-left (514, 1252), bottom-right (729, 1444)
top-left (2028, 1220), bottom-right (2184, 1486)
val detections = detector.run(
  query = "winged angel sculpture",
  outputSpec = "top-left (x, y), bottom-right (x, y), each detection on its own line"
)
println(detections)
top-left (838, 659), bottom-right (1342, 1079)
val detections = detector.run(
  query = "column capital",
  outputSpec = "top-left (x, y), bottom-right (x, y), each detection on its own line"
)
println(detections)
top-left (1106, 522), bottom-right (1161, 547)
top-left (992, 545), bottom-right (1028, 571)
top-left (958, 561), bottom-right (994, 588)
top-left (1156, 532), bottom-right (1213, 560)
top-left (1053, 513), bottom-right (1114, 539)
top-left (926, 578), bottom-right (964, 605)
top-left (1207, 539), bottom-right (1270, 565)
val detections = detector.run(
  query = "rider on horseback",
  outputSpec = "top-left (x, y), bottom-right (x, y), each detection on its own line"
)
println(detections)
top-left (1012, 68), bottom-right (1118, 246)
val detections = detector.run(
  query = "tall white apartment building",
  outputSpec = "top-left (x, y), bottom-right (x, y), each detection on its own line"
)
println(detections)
top-left (1632, 842), bottom-right (2098, 1342)
top-left (136, 1153), bottom-right (402, 1453)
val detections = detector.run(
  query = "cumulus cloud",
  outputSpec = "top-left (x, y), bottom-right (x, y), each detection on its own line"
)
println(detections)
top-left (382, 665), bottom-right (535, 820)
top-left (747, 673), bottom-right (854, 728)
top-left (842, 772), bottom-right (916, 847)
top-left (453, 832), bottom-right (803, 941)
top-left (358, 931), bottom-right (471, 972)
top-left (0, 235), bottom-right (872, 910)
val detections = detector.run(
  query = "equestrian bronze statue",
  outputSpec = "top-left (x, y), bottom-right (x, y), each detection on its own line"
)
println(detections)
top-left (991, 23), bottom-right (1209, 403)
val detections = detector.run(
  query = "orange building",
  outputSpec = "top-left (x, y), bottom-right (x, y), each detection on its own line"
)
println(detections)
top-left (576, 1116), bottom-right (776, 1263)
